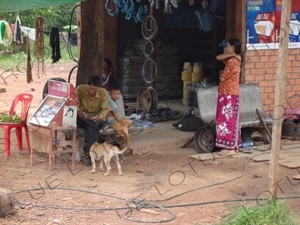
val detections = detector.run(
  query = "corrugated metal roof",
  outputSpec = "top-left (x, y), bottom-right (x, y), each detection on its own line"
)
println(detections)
top-left (0, 0), bottom-right (85, 12)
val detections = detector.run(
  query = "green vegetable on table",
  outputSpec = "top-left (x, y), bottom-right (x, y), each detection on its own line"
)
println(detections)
top-left (0, 114), bottom-right (23, 122)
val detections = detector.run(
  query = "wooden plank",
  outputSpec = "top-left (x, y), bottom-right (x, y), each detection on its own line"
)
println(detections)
top-left (279, 161), bottom-right (300, 169)
top-left (269, 0), bottom-right (292, 200)
top-left (0, 188), bottom-right (15, 218)
top-left (293, 175), bottom-right (300, 180)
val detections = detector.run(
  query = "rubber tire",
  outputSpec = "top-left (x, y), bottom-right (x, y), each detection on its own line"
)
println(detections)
top-left (42, 77), bottom-right (68, 99)
top-left (194, 126), bottom-right (217, 153)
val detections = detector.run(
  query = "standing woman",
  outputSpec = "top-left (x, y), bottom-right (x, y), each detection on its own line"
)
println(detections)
top-left (101, 58), bottom-right (117, 91)
top-left (215, 38), bottom-right (242, 156)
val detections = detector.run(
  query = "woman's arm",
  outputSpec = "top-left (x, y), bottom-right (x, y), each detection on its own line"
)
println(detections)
top-left (101, 71), bottom-right (114, 88)
top-left (216, 53), bottom-right (237, 61)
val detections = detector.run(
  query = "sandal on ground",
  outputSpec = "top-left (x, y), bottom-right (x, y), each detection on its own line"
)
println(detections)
top-left (217, 150), bottom-right (237, 156)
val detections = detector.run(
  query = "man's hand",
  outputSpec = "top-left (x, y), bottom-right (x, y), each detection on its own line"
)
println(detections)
top-left (91, 115), bottom-right (101, 122)
top-left (78, 110), bottom-right (86, 119)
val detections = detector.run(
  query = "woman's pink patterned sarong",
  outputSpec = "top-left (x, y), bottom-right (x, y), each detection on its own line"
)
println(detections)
top-left (215, 93), bottom-right (241, 150)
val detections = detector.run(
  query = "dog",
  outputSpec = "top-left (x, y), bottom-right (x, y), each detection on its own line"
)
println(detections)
top-left (89, 142), bottom-right (128, 176)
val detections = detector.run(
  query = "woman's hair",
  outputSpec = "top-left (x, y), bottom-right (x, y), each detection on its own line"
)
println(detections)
top-left (88, 75), bottom-right (101, 87)
top-left (228, 38), bottom-right (242, 55)
top-left (103, 58), bottom-right (113, 68)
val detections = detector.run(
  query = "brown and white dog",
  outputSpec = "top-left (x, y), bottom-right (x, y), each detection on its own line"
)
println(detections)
top-left (89, 142), bottom-right (127, 176)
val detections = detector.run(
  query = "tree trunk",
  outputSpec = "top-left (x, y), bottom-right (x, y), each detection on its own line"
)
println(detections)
top-left (76, 0), bottom-right (105, 87)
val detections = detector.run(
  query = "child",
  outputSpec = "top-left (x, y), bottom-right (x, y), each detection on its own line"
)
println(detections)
top-left (107, 86), bottom-right (133, 149)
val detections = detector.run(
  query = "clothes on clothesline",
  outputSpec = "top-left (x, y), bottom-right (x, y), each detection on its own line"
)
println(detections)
top-left (50, 27), bottom-right (61, 63)
top-left (14, 14), bottom-right (23, 43)
top-left (0, 20), bottom-right (12, 45)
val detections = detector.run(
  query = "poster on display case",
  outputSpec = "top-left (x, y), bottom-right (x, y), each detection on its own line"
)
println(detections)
top-left (246, 0), bottom-right (300, 50)
top-left (28, 96), bottom-right (65, 127)
top-left (62, 106), bottom-right (77, 127)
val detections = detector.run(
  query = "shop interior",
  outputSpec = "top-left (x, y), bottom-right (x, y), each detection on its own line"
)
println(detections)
top-left (115, 0), bottom-right (228, 101)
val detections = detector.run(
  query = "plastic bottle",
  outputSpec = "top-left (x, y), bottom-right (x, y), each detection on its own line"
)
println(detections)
top-left (241, 142), bottom-right (253, 148)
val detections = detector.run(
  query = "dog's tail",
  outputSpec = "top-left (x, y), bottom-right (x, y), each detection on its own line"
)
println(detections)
top-left (114, 147), bottom-right (128, 154)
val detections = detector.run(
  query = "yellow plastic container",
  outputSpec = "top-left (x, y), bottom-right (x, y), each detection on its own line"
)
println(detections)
top-left (191, 72), bottom-right (203, 82)
top-left (181, 72), bottom-right (192, 81)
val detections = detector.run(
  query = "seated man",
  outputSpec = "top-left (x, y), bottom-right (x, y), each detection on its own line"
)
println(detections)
top-left (76, 75), bottom-right (109, 166)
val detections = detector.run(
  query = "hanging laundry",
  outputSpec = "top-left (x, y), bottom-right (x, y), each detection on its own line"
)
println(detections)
top-left (195, 9), bottom-right (213, 32)
top-left (50, 27), bottom-right (61, 63)
top-left (21, 26), bottom-right (36, 41)
top-left (14, 14), bottom-right (23, 43)
top-left (0, 20), bottom-right (12, 46)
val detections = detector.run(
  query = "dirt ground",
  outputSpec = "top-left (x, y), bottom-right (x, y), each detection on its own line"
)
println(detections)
top-left (0, 62), bottom-right (300, 225)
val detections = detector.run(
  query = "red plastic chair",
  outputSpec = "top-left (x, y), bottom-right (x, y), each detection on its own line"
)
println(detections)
top-left (0, 93), bottom-right (33, 157)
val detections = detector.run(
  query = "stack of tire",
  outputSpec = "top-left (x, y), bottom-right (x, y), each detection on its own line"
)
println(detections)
top-left (158, 44), bottom-right (182, 98)
top-left (117, 38), bottom-right (181, 100)
top-left (117, 55), bottom-right (146, 100)
top-left (117, 39), bottom-right (164, 100)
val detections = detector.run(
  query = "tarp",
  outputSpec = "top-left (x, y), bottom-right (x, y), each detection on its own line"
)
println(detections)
top-left (0, 0), bottom-right (85, 12)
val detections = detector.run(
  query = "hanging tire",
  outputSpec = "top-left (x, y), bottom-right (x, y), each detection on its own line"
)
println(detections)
top-left (194, 126), bottom-right (217, 153)
top-left (42, 77), bottom-right (67, 99)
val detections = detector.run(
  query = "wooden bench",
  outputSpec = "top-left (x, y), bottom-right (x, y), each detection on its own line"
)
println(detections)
top-left (194, 83), bottom-right (273, 153)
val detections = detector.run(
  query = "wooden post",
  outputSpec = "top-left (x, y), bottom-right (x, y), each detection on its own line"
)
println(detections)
top-left (76, 2), bottom-right (81, 60)
top-left (269, 0), bottom-right (291, 200)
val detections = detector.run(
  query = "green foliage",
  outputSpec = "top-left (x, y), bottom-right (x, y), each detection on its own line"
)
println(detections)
top-left (0, 4), bottom-right (76, 31)
top-left (216, 200), bottom-right (297, 225)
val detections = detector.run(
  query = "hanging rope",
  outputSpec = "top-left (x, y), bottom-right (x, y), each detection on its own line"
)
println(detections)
top-left (25, 36), bottom-right (33, 83)
top-left (50, 27), bottom-right (61, 63)
top-left (34, 16), bottom-right (46, 78)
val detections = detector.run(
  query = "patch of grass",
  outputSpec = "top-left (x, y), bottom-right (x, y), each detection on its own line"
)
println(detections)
top-left (216, 200), bottom-right (297, 225)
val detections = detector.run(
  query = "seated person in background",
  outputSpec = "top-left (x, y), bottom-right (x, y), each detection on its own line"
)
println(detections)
top-left (76, 75), bottom-right (110, 166)
top-left (107, 85), bottom-right (134, 150)
top-left (101, 58), bottom-right (116, 91)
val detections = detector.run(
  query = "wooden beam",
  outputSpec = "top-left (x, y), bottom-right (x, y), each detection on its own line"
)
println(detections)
top-left (104, 1), bottom-right (117, 69)
top-left (76, 2), bottom-right (81, 60)
top-left (269, 0), bottom-right (292, 201)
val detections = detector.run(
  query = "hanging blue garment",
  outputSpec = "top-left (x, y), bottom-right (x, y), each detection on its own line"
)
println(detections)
top-left (195, 9), bottom-right (213, 32)
top-left (14, 14), bottom-right (23, 43)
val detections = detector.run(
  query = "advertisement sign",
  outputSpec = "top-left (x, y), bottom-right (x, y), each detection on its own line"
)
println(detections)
top-left (247, 0), bottom-right (300, 50)
top-left (29, 96), bottom-right (65, 127)
top-left (48, 80), bottom-right (70, 98)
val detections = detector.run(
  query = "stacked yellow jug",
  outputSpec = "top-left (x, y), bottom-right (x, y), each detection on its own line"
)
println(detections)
top-left (191, 62), bottom-right (203, 87)
top-left (181, 62), bottom-right (192, 106)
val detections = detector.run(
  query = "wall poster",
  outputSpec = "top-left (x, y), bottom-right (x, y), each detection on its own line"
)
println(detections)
top-left (247, 0), bottom-right (300, 50)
